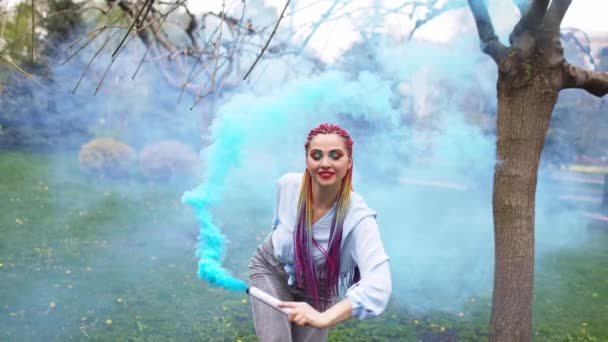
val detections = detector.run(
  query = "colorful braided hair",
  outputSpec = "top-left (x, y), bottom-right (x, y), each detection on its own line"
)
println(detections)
top-left (294, 123), bottom-right (360, 310)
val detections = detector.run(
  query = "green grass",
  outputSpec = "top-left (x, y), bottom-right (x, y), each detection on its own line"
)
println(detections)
top-left (0, 150), bottom-right (607, 341)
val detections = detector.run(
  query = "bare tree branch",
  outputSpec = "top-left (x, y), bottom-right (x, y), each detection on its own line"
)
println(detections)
top-left (511, 0), bottom-right (549, 38)
top-left (544, 0), bottom-right (572, 32)
top-left (466, 0), bottom-right (508, 64)
top-left (30, 0), bottom-right (34, 63)
top-left (514, 0), bottom-right (531, 16)
top-left (212, 2), bottom-right (249, 97)
top-left (182, 5), bottom-right (199, 49)
top-left (243, 0), bottom-right (290, 80)
top-left (112, 0), bottom-right (154, 57)
top-left (72, 28), bottom-right (122, 94)
top-left (45, 5), bottom-right (110, 18)
top-left (190, 3), bottom-right (224, 109)
top-left (563, 63), bottom-right (608, 96)
top-left (561, 28), bottom-right (598, 70)
top-left (408, 0), bottom-right (466, 41)
top-left (0, 55), bottom-right (41, 86)
top-left (297, 0), bottom-right (341, 54)
top-left (58, 0), bottom-right (464, 104)
top-left (178, 25), bottom-right (222, 102)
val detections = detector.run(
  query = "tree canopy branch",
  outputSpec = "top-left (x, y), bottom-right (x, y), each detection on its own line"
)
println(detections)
top-left (544, 0), bottom-right (572, 32)
top-left (561, 29), bottom-right (597, 70)
top-left (408, 0), bottom-right (466, 41)
top-left (563, 63), bottom-right (608, 97)
top-left (512, 0), bottom-right (549, 37)
top-left (514, 0), bottom-right (531, 16)
top-left (30, 0), bottom-right (35, 63)
top-left (243, 0), bottom-right (290, 80)
top-left (466, 0), bottom-right (507, 64)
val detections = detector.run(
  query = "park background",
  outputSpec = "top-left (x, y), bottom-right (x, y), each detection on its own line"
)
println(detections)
top-left (1, 0), bottom-right (607, 340)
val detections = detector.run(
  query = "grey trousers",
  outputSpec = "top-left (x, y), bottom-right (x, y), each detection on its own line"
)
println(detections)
top-left (248, 236), bottom-right (329, 342)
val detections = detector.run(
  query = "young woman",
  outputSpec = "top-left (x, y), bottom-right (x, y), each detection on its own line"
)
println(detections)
top-left (249, 123), bottom-right (392, 342)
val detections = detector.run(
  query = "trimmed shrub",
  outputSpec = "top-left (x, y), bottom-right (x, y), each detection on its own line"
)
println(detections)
top-left (139, 140), bottom-right (200, 181)
top-left (78, 138), bottom-right (136, 177)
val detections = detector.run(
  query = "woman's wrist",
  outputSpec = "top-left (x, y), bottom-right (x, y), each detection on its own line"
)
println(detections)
top-left (320, 311), bottom-right (337, 328)
top-left (321, 298), bottom-right (353, 327)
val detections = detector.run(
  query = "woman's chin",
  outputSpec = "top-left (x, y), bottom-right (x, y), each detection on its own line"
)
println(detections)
top-left (315, 177), bottom-right (338, 187)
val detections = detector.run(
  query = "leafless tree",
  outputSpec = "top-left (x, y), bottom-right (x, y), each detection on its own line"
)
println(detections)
top-left (466, 0), bottom-right (608, 340)
top-left (59, 0), bottom-right (293, 107)
top-left (48, 0), bottom-right (464, 108)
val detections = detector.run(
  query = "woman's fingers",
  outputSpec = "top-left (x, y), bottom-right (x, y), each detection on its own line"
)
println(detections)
top-left (295, 317), bottom-right (308, 326)
top-left (286, 311), bottom-right (307, 326)
top-left (281, 302), bottom-right (318, 326)
top-left (277, 301), bottom-right (297, 308)
top-left (292, 312), bottom-right (308, 326)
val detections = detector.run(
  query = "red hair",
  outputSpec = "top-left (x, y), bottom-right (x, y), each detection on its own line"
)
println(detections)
top-left (304, 123), bottom-right (353, 156)
top-left (295, 123), bottom-right (359, 309)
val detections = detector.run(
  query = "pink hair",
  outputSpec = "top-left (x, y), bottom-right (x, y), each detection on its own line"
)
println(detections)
top-left (304, 123), bottom-right (353, 156)
top-left (294, 123), bottom-right (359, 309)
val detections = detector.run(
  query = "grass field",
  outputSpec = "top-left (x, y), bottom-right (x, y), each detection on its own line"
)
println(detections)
top-left (0, 150), bottom-right (606, 341)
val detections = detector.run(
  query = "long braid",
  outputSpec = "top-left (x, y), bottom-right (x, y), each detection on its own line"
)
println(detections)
top-left (294, 171), bottom-right (320, 305)
top-left (294, 123), bottom-right (358, 310)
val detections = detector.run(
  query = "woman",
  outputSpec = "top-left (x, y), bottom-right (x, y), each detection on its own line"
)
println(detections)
top-left (249, 123), bottom-right (391, 342)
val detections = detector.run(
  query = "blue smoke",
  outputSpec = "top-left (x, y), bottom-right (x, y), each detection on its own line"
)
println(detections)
top-left (181, 70), bottom-right (398, 291)
top-left (184, 29), bottom-right (594, 312)
top-left (182, 188), bottom-right (249, 291)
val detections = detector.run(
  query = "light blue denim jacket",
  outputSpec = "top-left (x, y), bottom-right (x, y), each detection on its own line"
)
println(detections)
top-left (270, 173), bottom-right (392, 319)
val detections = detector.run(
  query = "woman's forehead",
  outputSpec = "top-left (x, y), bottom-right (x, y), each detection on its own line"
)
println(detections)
top-left (308, 134), bottom-right (347, 150)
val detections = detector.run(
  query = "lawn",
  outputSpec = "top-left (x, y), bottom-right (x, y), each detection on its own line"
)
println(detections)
top-left (0, 150), bottom-right (606, 341)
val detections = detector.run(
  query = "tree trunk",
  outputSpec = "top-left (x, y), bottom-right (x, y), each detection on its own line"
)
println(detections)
top-left (490, 55), bottom-right (558, 341)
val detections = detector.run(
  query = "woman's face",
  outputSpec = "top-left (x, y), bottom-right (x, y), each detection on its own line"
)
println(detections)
top-left (306, 133), bottom-right (352, 189)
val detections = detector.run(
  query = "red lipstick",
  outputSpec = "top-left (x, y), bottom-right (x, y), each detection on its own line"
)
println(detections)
top-left (319, 171), bottom-right (334, 179)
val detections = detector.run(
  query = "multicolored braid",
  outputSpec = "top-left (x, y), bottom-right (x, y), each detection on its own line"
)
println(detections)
top-left (294, 123), bottom-right (360, 310)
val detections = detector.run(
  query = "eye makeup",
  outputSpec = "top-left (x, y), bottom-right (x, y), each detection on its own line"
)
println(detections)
top-left (328, 150), bottom-right (343, 160)
top-left (309, 149), bottom-right (344, 161)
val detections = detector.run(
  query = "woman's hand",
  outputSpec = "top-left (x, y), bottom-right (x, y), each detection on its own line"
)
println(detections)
top-left (277, 301), bottom-right (332, 328)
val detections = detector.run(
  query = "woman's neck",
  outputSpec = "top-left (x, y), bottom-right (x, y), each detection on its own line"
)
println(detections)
top-left (312, 182), bottom-right (340, 210)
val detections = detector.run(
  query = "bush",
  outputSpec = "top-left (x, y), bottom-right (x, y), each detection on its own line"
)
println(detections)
top-left (139, 140), bottom-right (200, 181)
top-left (78, 138), bottom-right (136, 178)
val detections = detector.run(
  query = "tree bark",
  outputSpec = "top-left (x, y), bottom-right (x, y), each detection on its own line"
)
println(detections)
top-left (467, 1), bottom-right (608, 340)
top-left (490, 51), bottom-right (558, 341)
